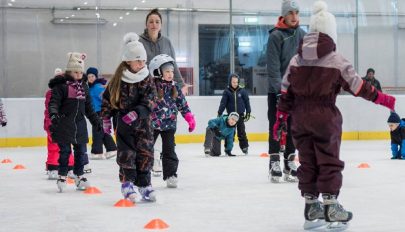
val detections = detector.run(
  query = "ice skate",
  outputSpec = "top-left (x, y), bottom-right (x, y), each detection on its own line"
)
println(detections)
top-left (121, 181), bottom-right (141, 203)
top-left (283, 154), bottom-right (298, 182)
top-left (74, 176), bottom-right (90, 191)
top-left (152, 158), bottom-right (162, 177)
top-left (269, 158), bottom-right (282, 183)
top-left (242, 147), bottom-right (248, 155)
top-left (303, 194), bottom-right (327, 231)
top-left (139, 185), bottom-right (157, 202)
top-left (48, 170), bottom-right (58, 180)
top-left (166, 176), bottom-right (178, 188)
top-left (204, 147), bottom-right (211, 156)
top-left (90, 153), bottom-right (105, 160)
top-left (84, 164), bottom-right (92, 174)
top-left (104, 150), bottom-right (117, 159)
top-left (320, 194), bottom-right (352, 231)
top-left (56, 176), bottom-right (67, 193)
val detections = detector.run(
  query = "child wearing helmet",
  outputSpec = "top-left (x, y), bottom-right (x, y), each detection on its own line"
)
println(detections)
top-left (149, 54), bottom-right (196, 188)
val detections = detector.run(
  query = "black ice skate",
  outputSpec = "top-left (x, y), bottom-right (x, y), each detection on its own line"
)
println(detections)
top-left (320, 194), bottom-right (352, 231)
top-left (303, 194), bottom-right (327, 231)
top-left (269, 154), bottom-right (282, 183)
top-left (283, 154), bottom-right (298, 182)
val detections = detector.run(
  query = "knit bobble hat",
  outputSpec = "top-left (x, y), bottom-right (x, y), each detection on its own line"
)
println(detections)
top-left (121, 32), bottom-right (147, 61)
top-left (309, 1), bottom-right (338, 43)
top-left (86, 67), bottom-right (99, 78)
top-left (387, 112), bottom-right (401, 123)
top-left (66, 52), bottom-right (86, 72)
top-left (281, 0), bottom-right (300, 17)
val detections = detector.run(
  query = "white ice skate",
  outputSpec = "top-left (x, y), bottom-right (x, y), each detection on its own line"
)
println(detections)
top-left (57, 176), bottom-right (67, 193)
top-left (152, 158), bottom-right (162, 177)
top-left (84, 164), bottom-right (92, 174)
top-left (48, 170), bottom-right (58, 180)
top-left (104, 150), bottom-right (117, 159)
top-left (269, 161), bottom-right (282, 183)
top-left (74, 176), bottom-right (90, 191)
top-left (139, 185), bottom-right (157, 202)
top-left (283, 154), bottom-right (298, 182)
top-left (90, 153), bottom-right (105, 160)
top-left (166, 176), bottom-right (178, 188)
top-left (121, 181), bottom-right (141, 203)
top-left (67, 170), bottom-right (75, 179)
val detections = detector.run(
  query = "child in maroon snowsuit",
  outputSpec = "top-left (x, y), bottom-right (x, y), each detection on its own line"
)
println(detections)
top-left (273, 0), bottom-right (396, 228)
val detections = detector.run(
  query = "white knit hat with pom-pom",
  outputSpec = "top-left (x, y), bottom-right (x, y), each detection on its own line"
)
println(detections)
top-left (309, 1), bottom-right (337, 43)
top-left (121, 32), bottom-right (147, 61)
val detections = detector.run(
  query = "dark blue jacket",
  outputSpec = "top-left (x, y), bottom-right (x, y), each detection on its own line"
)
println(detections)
top-left (390, 120), bottom-right (405, 158)
top-left (218, 74), bottom-right (251, 115)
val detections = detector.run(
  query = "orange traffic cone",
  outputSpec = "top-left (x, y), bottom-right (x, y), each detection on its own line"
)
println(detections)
top-left (144, 218), bottom-right (169, 230)
top-left (1, 158), bottom-right (12, 163)
top-left (114, 199), bottom-right (135, 207)
top-left (13, 164), bottom-right (26, 170)
top-left (84, 187), bottom-right (102, 194)
top-left (357, 163), bottom-right (370, 168)
top-left (260, 153), bottom-right (269, 158)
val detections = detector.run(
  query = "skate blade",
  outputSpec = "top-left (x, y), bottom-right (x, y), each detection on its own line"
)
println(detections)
top-left (283, 174), bottom-right (298, 182)
top-left (152, 171), bottom-right (162, 177)
top-left (270, 176), bottom-right (281, 183)
top-left (303, 219), bottom-right (327, 230)
top-left (324, 222), bottom-right (349, 232)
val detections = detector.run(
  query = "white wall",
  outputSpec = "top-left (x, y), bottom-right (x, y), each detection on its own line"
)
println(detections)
top-left (1, 95), bottom-right (403, 139)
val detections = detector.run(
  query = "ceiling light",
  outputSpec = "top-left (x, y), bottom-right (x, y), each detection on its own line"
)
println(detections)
top-left (113, 22), bottom-right (117, 27)
top-left (95, 6), bottom-right (98, 10)
top-left (7, 3), bottom-right (12, 6)
top-left (84, 2), bottom-right (88, 5)
top-left (126, 12), bottom-right (130, 15)
top-left (119, 16), bottom-right (123, 20)
top-left (77, 7), bottom-right (81, 10)
top-left (71, 14), bottom-right (75, 17)
top-left (141, 0), bottom-right (145, 3)
top-left (11, 0), bottom-right (16, 2)
top-left (65, 16), bottom-right (69, 19)
top-left (133, 7), bottom-right (138, 10)
top-left (51, 18), bottom-right (108, 25)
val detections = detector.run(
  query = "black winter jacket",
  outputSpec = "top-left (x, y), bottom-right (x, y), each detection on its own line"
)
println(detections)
top-left (218, 74), bottom-right (251, 115)
top-left (48, 75), bottom-right (99, 144)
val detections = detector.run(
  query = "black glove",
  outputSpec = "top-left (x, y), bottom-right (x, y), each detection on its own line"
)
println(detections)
top-left (212, 127), bottom-right (222, 137)
top-left (1, 122), bottom-right (6, 127)
top-left (244, 112), bottom-right (251, 122)
top-left (225, 150), bottom-right (236, 157)
top-left (50, 114), bottom-right (62, 126)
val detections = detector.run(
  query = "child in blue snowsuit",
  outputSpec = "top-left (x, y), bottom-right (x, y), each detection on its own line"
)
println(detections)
top-left (204, 112), bottom-right (239, 157)
top-left (387, 112), bottom-right (405, 160)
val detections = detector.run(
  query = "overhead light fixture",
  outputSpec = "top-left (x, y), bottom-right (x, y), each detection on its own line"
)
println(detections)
top-left (119, 16), bottom-right (123, 20)
top-left (133, 7), bottom-right (138, 10)
top-left (8, 3), bottom-right (12, 6)
top-left (113, 22), bottom-right (117, 27)
top-left (239, 41), bottom-right (251, 47)
top-left (126, 12), bottom-right (130, 15)
top-left (244, 17), bottom-right (258, 24)
top-left (51, 17), bottom-right (108, 25)
top-left (176, 57), bottom-right (187, 63)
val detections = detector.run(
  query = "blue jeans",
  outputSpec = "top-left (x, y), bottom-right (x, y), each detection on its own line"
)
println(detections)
top-left (58, 143), bottom-right (88, 176)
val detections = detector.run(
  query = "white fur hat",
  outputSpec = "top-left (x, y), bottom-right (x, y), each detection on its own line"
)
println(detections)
top-left (66, 52), bottom-right (86, 72)
top-left (309, 1), bottom-right (337, 43)
top-left (121, 32), bottom-right (147, 62)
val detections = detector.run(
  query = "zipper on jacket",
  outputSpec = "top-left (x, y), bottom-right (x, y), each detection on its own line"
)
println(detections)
top-left (233, 90), bottom-right (237, 113)
top-left (74, 98), bottom-right (79, 144)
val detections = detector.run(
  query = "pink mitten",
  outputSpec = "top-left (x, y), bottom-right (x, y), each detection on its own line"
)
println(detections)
top-left (184, 112), bottom-right (196, 132)
top-left (122, 111), bottom-right (138, 125)
top-left (374, 91), bottom-right (396, 111)
top-left (103, 118), bottom-right (112, 134)
top-left (272, 110), bottom-right (288, 141)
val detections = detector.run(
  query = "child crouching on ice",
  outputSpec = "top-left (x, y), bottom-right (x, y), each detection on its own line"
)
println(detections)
top-left (387, 111), bottom-right (405, 160)
top-left (204, 112), bottom-right (239, 157)
top-left (149, 54), bottom-right (196, 188)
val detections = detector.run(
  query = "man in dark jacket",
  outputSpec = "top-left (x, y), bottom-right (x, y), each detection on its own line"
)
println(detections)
top-left (362, 68), bottom-right (382, 91)
top-left (218, 73), bottom-right (251, 154)
top-left (266, 0), bottom-right (306, 182)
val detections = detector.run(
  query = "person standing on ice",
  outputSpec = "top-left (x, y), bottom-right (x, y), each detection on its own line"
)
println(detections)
top-left (101, 32), bottom-right (157, 203)
top-left (48, 53), bottom-right (102, 193)
top-left (273, 1), bottom-right (396, 230)
top-left (149, 54), bottom-right (196, 188)
top-left (266, 0), bottom-right (306, 183)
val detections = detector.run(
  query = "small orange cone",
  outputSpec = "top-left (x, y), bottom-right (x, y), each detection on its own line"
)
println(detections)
top-left (13, 164), bottom-right (26, 170)
top-left (114, 199), bottom-right (135, 207)
top-left (357, 163), bottom-right (370, 168)
top-left (144, 218), bottom-right (169, 230)
top-left (1, 158), bottom-right (12, 163)
top-left (66, 178), bottom-right (75, 184)
top-left (260, 153), bottom-right (269, 158)
top-left (84, 187), bottom-right (102, 194)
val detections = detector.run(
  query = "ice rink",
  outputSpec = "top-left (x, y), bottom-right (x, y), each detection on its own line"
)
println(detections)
top-left (1, 140), bottom-right (404, 232)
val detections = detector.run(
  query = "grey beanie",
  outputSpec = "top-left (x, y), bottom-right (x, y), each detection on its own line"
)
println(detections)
top-left (282, 0), bottom-right (300, 17)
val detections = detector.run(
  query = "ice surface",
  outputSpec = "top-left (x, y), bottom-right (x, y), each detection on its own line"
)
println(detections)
top-left (0, 141), bottom-right (404, 232)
